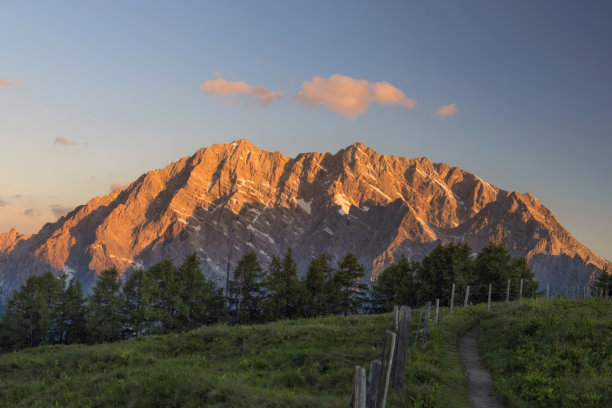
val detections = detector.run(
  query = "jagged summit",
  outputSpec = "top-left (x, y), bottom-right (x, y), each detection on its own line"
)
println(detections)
top-left (0, 140), bottom-right (608, 294)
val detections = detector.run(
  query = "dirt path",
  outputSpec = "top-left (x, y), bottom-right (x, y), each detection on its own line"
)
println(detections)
top-left (458, 325), bottom-right (504, 408)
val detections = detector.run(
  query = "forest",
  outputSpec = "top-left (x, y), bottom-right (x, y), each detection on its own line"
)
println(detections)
top-left (0, 242), bottom-right (538, 352)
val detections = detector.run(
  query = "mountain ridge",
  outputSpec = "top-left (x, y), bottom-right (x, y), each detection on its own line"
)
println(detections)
top-left (0, 139), bottom-right (608, 294)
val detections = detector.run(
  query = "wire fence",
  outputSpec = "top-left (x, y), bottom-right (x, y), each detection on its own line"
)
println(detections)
top-left (351, 279), bottom-right (610, 408)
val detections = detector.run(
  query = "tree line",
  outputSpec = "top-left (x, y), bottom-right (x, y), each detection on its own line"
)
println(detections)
top-left (0, 242), bottom-right (537, 352)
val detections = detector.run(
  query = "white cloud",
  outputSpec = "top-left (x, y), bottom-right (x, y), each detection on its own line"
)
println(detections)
top-left (294, 74), bottom-right (417, 119)
top-left (435, 103), bottom-right (458, 119)
top-left (200, 77), bottom-right (284, 107)
top-left (53, 137), bottom-right (86, 146)
top-left (0, 78), bottom-right (20, 86)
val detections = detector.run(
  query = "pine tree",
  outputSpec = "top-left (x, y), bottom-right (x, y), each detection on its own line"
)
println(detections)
top-left (594, 265), bottom-right (612, 297)
top-left (179, 253), bottom-right (225, 329)
top-left (419, 242), bottom-right (474, 304)
top-left (331, 252), bottom-right (367, 316)
top-left (262, 248), bottom-right (307, 321)
top-left (87, 268), bottom-right (123, 343)
top-left (305, 253), bottom-right (332, 317)
top-left (228, 251), bottom-right (265, 324)
top-left (473, 242), bottom-right (512, 302)
top-left (0, 272), bottom-right (63, 350)
top-left (508, 256), bottom-right (537, 298)
top-left (49, 274), bottom-right (86, 344)
top-left (371, 255), bottom-right (419, 312)
top-left (121, 267), bottom-right (147, 338)
top-left (142, 259), bottom-right (187, 333)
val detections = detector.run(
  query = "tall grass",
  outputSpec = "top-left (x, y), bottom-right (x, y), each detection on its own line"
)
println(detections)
top-left (480, 298), bottom-right (612, 408)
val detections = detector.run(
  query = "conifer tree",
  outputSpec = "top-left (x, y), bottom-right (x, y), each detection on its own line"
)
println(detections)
top-left (87, 267), bottom-right (123, 343)
top-left (473, 242), bottom-right (512, 302)
top-left (228, 251), bottom-right (265, 324)
top-left (262, 248), bottom-right (307, 320)
top-left (507, 256), bottom-right (537, 298)
top-left (141, 259), bottom-right (187, 333)
top-left (121, 267), bottom-right (147, 338)
top-left (420, 242), bottom-right (473, 303)
top-left (179, 253), bottom-right (225, 328)
top-left (331, 252), bottom-right (367, 316)
top-left (371, 255), bottom-right (419, 312)
top-left (305, 253), bottom-right (332, 317)
top-left (594, 265), bottom-right (611, 297)
top-left (1, 272), bottom-right (63, 350)
top-left (49, 274), bottom-right (86, 344)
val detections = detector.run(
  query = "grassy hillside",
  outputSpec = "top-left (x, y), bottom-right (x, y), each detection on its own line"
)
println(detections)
top-left (0, 314), bottom-right (387, 407)
top-left (480, 298), bottom-right (612, 408)
top-left (2, 298), bottom-right (609, 407)
top-left (0, 306), bottom-right (486, 408)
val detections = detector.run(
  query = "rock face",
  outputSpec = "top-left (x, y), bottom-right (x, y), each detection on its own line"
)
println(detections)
top-left (0, 140), bottom-right (608, 295)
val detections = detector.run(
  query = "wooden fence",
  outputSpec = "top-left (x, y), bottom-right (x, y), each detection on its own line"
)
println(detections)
top-left (350, 278), bottom-right (608, 407)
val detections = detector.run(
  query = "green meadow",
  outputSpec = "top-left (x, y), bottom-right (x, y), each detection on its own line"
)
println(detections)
top-left (0, 298), bottom-right (610, 407)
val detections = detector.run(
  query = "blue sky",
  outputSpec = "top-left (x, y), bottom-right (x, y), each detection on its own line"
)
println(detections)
top-left (0, 1), bottom-right (610, 259)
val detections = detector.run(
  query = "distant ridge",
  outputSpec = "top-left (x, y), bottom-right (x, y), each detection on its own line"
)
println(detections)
top-left (0, 139), bottom-right (608, 294)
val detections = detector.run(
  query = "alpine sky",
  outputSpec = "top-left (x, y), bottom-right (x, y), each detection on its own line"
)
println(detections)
top-left (0, 1), bottom-right (610, 259)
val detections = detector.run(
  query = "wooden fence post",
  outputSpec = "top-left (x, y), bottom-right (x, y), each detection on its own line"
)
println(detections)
top-left (414, 308), bottom-right (423, 346)
top-left (366, 360), bottom-right (382, 408)
top-left (464, 285), bottom-right (470, 308)
top-left (450, 283), bottom-right (455, 316)
top-left (377, 330), bottom-right (396, 408)
top-left (487, 284), bottom-right (492, 311)
top-left (519, 279), bottom-right (523, 304)
top-left (422, 302), bottom-right (432, 343)
top-left (393, 306), bottom-right (399, 333)
top-left (434, 298), bottom-right (440, 326)
top-left (391, 306), bottom-right (411, 389)
top-left (506, 279), bottom-right (510, 302)
top-left (352, 366), bottom-right (366, 408)
top-left (546, 283), bottom-right (550, 299)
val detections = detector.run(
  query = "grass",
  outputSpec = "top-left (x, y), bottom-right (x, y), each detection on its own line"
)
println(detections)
top-left (4, 298), bottom-right (608, 407)
top-left (480, 297), bottom-right (612, 408)
top-left (387, 304), bottom-right (489, 408)
top-left (0, 314), bottom-right (390, 407)
top-left (0, 304), bottom-right (485, 408)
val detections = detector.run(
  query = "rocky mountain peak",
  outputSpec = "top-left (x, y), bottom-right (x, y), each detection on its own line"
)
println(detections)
top-left (0, 140), bottom-right (608, 295)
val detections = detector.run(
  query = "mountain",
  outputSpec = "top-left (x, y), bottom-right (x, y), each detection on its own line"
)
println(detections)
top-left (0, 140), bottom-right (608, 295)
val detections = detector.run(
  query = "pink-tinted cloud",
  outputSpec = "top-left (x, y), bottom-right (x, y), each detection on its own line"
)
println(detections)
top-left (110, 183), bottom-right (131, 193)
top-left (0, 78), bottom-right (20, 86)
top-left (0, 199), bottom-right (7, 207)
top-left (294, 74), bottom-right (417, 119)
top-left (435, 103), bottom-right (458, 119)
top-left (51, 204), bottom-right (73, 218)
top-left (200, 77), bottom-right (284, 107)
top-left (23, 208), bottom-right (40, 217)
top-left (53, 137), bottom-right (82, 146)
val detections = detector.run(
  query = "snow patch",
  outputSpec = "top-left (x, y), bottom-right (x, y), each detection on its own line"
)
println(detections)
top-left (333, 194), bottom-right (352, 215)
top-left (62, 266), bottom-right (75, 283)
top-left (297, 198), bottom-right (312, 214)
top-left (247, 224), bottom-right (275, 244)
top-left (323, 227), bottom-right (334, 235)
